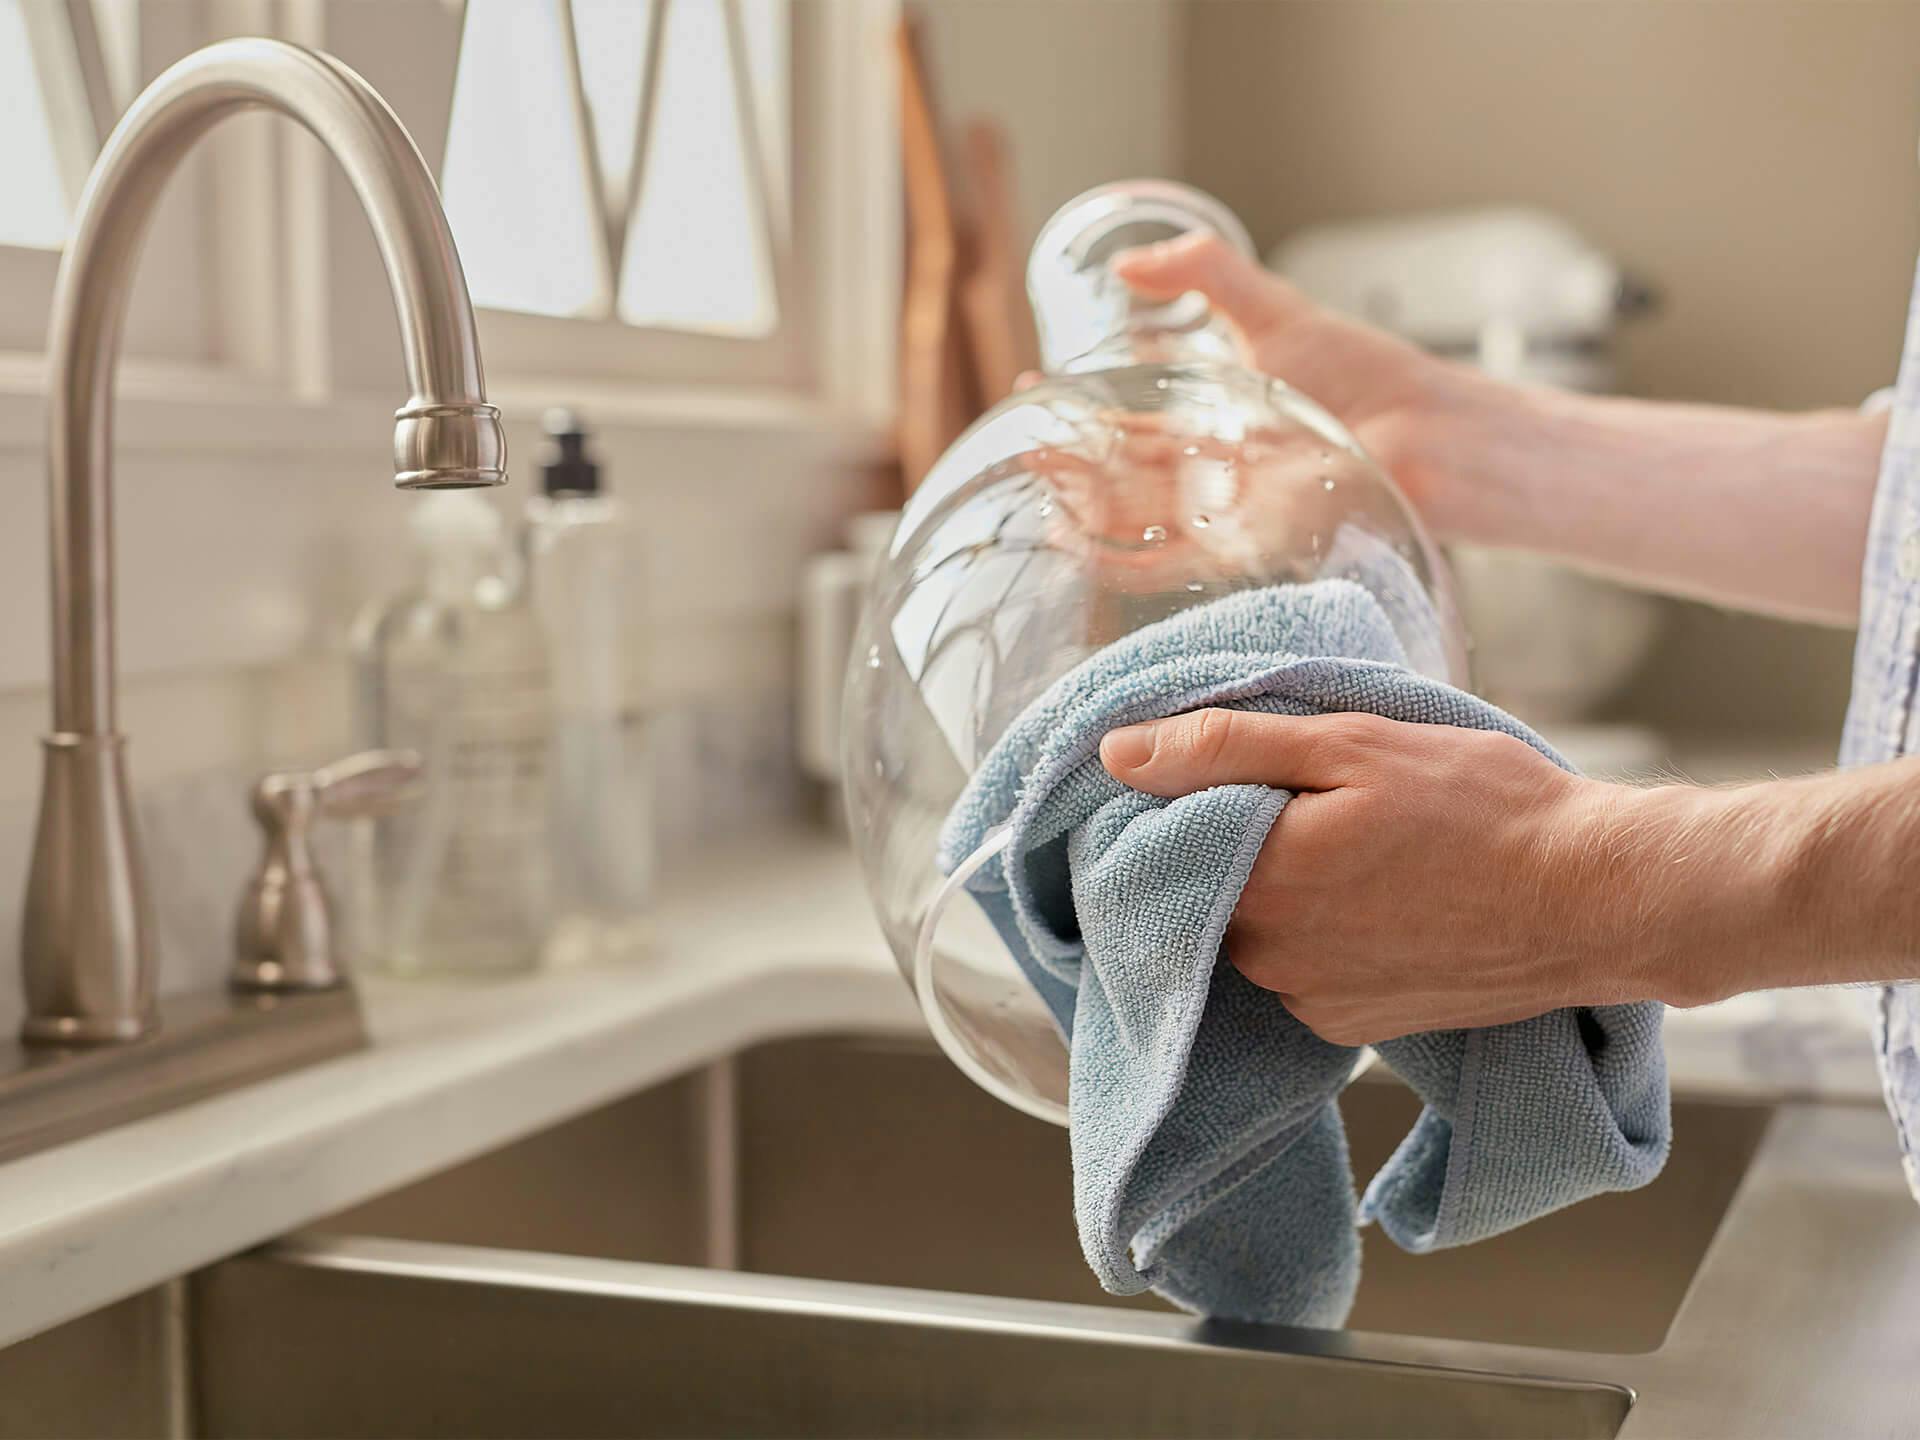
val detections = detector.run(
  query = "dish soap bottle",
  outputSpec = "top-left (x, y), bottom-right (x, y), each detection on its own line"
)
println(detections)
top-left (523, 411), bottom-right (654, 964)
top-left (350, 490), bottom-right (554, 976)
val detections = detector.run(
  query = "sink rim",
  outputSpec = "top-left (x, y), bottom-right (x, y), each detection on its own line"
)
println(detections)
top-left (270, 1229), bottom-right (1637, 1392)
top-left (213, 1232), bottom-right (1639, 1439)
top-left (283, 1085), bottom-right (1920, 1440)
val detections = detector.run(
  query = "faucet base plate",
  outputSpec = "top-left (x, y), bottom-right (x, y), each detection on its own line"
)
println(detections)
top-left (0, 986), bottom-right (366, 1167)
top-left (20, 1012), bottom-right (154, 1046)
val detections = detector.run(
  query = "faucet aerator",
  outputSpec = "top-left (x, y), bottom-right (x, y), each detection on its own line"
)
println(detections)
top-left (394, 472), bottom-right (509, 491)
top-left (392, 401), bottom-right (508, 492)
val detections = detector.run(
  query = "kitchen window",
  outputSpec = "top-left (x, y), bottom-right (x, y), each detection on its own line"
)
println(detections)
top-left (431, 0), bottom-right (803, 389)
top-left (442, 0), bottom-right (786, 340)
top-left (0, 0), bottom-right (895, 701)
top-left (0, 0), bottom-right (896, 412)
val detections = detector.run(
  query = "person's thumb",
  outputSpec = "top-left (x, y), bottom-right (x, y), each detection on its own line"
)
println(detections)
top-left (1108, 231), bottom-right (1309, 340)
top-left (1100, 709), bottom-right (1383, 797)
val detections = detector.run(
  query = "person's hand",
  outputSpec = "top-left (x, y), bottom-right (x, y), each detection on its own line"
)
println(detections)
top-left (1097, 707), bottom-right (1744, 1043)
top-left (1110, 233), bottom-right (1498, 539)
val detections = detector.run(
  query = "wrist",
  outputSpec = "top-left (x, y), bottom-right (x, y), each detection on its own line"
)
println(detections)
top-left (1390, 359), bottom-right (1535, 545)
top-left (1753, 763), bottom-right (1920, 992)
top-left (1621, 781), bottom-right (1835, 1009)
top-left (1544, 780), bottom-right (1785, 1011)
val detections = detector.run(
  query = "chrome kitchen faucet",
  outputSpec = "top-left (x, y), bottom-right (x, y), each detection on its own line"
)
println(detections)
top-left (20, 39), bottom-right (506, 1045)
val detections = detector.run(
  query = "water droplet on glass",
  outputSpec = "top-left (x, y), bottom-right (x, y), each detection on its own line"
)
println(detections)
top-left (1322, 477), bottom-right (1336, 492)
top-left (1185, 580), bottom-right (1205, 593)
top-left (1142, 524), bottom-right (1168, 544)
top-left (865, 645), bottom-right (882, 670)
top-left (1037, 497), bottom-right (1054, 518)
top-left (1310, 532), bottom-right (1322, 555)
top-left (1192, 513), bottom-right (1212, 529)
top-left (1181, 445), bottom-right (1202, 458)
top-left (1154, 377), bottom-right (1171, 390)
top-left (1319, 451), bottom-right (1333, 465)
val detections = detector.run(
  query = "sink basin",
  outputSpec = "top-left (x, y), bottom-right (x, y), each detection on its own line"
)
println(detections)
top-left (186, 1035), bottom-right (1920, 1438)
top-left (192, 1235), bottom-right (1632, 1439)
top-left (314, 1035), bottom-right (1771, 1353)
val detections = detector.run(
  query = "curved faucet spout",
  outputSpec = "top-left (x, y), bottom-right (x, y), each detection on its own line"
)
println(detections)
top-left (24, 39), bottom-right (507, 1044)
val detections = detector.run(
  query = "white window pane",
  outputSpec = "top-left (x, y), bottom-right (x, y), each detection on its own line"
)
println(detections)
top-left (618, 0), bottom-right (777, 337)
top-left (88, 0), bottom-right (140, 112)
top-left (0, 0), bottom-right (82, 250)
top-left (442, 0), bottom-right (605, 318)
top-left (739, 0), bottom-right (788, 239)
top-left (570, 0), bottom-right (657, 221)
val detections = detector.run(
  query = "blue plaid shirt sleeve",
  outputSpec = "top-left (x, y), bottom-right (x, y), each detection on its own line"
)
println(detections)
top-left (1840, 254), bottom-right (1920, 1203)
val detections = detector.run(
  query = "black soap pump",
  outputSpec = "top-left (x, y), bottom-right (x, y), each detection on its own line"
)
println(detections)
top-left (539, 409), bottom-right (602, 497)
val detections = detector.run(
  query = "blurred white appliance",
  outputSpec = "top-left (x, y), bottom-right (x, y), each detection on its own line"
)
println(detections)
top-left (1271, 207), bottom-right (1654, 391)
top-left (1272, 208), bottom-right (1665, 772)
top-left (797, 510), bottom-right (900, 801)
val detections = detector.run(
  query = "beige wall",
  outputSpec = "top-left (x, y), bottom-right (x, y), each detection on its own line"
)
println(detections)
top-left (1182, 0), bottom-right (1920, 411)
top-left (917, 0), bottom-right (1186, 254)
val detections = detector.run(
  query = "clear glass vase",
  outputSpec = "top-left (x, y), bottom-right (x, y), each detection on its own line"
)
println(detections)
top-left (843, 181), bottom-right (1467, 1121)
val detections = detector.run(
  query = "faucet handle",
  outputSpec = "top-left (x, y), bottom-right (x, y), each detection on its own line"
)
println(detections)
top-left (234, 749), bottom-right (421, 993)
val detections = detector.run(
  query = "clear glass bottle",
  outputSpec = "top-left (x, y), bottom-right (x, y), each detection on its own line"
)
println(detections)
top-left (842, 181), bottom-right (1469, 1120)
top-left (350, 491), bottom-right (553, 976)
top-left (522, 411), bottom-right (654, 964)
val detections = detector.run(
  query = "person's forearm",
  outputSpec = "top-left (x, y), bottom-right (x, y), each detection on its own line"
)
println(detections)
top-left (1582, 760), bottom-right (1920, 1009)
top-left (1416, 370), bottom-right (1886, 625)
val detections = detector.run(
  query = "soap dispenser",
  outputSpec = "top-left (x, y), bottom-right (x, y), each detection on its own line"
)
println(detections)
top-left (523, 411), bottom-right (655, 963)
top-left (349, 490), bottom-right (554, 976)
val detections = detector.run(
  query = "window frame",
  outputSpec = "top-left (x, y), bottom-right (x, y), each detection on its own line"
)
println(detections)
top-left (0, 0), bottom-right (215, 360)
top-left (0, 0), bottom-right (899, 439)
top-left (311, 0), bottom-right (895, 424)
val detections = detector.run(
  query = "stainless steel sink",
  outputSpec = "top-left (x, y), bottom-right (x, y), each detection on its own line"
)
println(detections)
top-left (191, 1235), bottom-right (1631, 1440)
top-left (312, 1035), bottom-right (1772, 1354)
top-left (185, 1036), bottom-right (1920, 1438)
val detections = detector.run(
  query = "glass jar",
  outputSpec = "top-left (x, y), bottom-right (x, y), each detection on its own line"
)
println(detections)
top-left (843, 181), bottom-right (1466, 1122)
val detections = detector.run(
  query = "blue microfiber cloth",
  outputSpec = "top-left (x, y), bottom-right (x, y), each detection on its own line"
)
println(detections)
top-left (938, 579), bottom-right (1670, 1328)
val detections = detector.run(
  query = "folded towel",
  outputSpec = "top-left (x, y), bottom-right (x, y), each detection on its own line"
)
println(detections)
top-left (939, 579), bottom-right (1670, 1327)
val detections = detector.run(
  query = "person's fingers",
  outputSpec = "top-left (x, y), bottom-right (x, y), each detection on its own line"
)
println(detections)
top-left (1108, 231), bottom-right (1313, 339)
top-left (1098, 709), bottom-right (1403, 797)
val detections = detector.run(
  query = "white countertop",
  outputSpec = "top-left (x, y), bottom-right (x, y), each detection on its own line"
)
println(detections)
top-left (0, 825), bottom-right (1888, 1352)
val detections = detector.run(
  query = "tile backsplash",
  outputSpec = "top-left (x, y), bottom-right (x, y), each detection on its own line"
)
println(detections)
top-left (0, 391), bottom-right (874, 1039)
top-left (0, 678), bottom-right (811, 1040)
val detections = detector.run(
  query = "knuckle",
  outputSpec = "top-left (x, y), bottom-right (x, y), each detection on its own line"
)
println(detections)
top-left (1177, 708), bottom-right (1240, 771)
top-left (1311, 712), bottom-right (1394, 771)
top-left (1185, 231), bottom-right (1232, 267)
